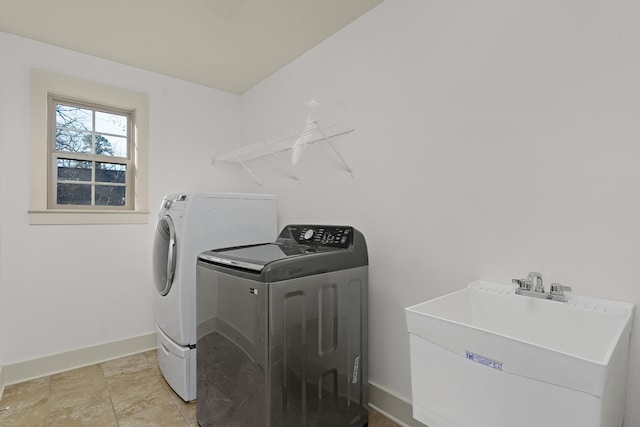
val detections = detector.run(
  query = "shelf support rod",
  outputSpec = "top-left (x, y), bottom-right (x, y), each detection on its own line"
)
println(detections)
top-left (316, 126), bottom-right (354, 177)
top-left (236, 156), bottom-right (263, 186)
top-left (262, 141), bottom-right (301, 184)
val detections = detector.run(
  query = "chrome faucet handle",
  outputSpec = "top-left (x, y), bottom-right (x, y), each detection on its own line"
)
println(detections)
top-left (527, 272), bottom-right (544, 293)
top-left (549, 283), bottom-right (572, 302)
top-left (512, 278), bottom-right (530, 290)
top-left (550, 283), bottom-right (572, 295)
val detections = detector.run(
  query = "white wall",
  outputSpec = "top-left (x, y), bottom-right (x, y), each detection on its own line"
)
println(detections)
top-left (240, 0), bottom-right (640, 425)
top-left (0, 33), bottom-right (5, 395)
top-left (0, 32), bottom-right (251, 368)
top-left (2, 0), bottom-right (640, 424)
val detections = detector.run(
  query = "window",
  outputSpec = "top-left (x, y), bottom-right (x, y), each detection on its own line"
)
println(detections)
top-left (29, 68), bottom-right (149, 225)
top-left (50, 97), bottom-right (134, 209)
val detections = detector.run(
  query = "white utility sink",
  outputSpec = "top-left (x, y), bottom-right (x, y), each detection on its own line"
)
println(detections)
top-left (406, 280), bottom-right (634, 427)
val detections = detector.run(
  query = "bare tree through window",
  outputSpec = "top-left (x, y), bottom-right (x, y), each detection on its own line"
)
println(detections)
top-left (50, 97), bottom-right (132, 208)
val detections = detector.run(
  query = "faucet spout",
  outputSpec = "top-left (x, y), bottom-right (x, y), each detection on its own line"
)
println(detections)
top-left (527, 271), bottom-right (544, 293)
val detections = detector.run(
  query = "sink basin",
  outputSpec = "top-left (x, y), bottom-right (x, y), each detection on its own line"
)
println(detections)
top-left (405, 280), bottom-right (634, 427)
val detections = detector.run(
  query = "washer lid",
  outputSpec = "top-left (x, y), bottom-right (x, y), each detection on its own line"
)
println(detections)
top-left (198, 224), bottom-right (368, 281)
top-left (198, 243), bottom-right (334, 272)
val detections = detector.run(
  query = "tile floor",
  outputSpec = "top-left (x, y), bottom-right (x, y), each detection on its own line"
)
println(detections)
top-left (0, 350), bottom-right (400, 426)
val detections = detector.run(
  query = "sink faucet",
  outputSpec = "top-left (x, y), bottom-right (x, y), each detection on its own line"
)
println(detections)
top-left (528, 271), bottom-right (544, 293)
top-left (512, 272), bottom-right (572, 302)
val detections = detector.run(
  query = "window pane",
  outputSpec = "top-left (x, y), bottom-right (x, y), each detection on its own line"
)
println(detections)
top-left (57, 159), bottom-right (92, 182)
top-left (56, 129), bottom-right (92, 153)
top-left (48, 95), bottom-right (136, 211)
top-left (57, 183), bottom-right (91, 205)
top-left (95, 111), bottom-right (127, 136)
top-left (96, 162), bottom-right (126, 184)
top-left (95, 135), bottom-right (127, 157)
top-left (55, 104), bottom-right (93, 131)
top-left (96, 185), bottom-right (125, 206)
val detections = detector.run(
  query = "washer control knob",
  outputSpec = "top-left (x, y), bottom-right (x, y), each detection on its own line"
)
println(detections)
top-left (303, 229), bottom-right (314, 240)
top-left (164, 200), bottom-right (172, 210)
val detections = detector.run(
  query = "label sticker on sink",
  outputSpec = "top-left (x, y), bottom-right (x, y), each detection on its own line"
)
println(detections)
top-left (466, 351), bottom-right (503, 371)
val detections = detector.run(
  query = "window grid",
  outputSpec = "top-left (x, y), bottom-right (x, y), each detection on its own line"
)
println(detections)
top-left (48, 96), bottom-right (135, 210)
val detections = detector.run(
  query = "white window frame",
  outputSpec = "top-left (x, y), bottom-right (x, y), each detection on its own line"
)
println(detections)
top-left (29, 69), bottom-right (149, 225)
top-left (48, 96), bottom-right (135, 210)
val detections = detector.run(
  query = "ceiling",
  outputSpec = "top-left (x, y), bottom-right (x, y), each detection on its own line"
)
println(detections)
top-left (0, 0), bottom-right (383, 94)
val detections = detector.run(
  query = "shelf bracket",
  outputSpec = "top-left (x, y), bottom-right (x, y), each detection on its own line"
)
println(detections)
top-left (213, 120), bottom-right (354, 185)
top-left (236, 156), bottom-right (263, 186)
top-left (317, 125), bottom-right (354, 177)
top-left (262, 141), bottom-right (301, 184)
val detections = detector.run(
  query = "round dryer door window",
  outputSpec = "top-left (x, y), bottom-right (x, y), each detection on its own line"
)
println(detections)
top-left (152, 215), bottom-right (176, 296)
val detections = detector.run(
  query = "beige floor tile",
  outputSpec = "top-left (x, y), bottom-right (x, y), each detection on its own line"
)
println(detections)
top-left (47, 366), bottom-right (115, 426)
top-left (107, 367), bottom-right (173, 419)
top-left (369, 409), bottom-right (401, 427)
top-left (0, 401), bottom-right (49, 427)
top-left (175, 399), bottom-right (197, 424)
top-left (48, 399), bottom-right (118, 427)
top-left (0, 352), bottom-right (403, 427)
top-left (0, 377), bottom-right (50, 427)
top-left (50, 365), bottom-right (108, 398)
top-left (118, 401), bottom-right (189, 427)
top-left (0, 376), bottom-right (49, 405)
top-left (143, 349), bottom-right (162, 376)
top-left (161, 376), bottom-right (197, 423)
top-left (101, 352), bottom-right (151, 377)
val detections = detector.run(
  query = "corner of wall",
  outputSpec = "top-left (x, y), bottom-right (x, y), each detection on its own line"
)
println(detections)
top-left (0, 365), bottom-right (5, 401)
top-left (369, 381), bottom-right (425, 427)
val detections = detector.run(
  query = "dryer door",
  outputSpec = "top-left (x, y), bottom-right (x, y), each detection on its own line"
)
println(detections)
top-left (153, 215), bottom-right (177, 296)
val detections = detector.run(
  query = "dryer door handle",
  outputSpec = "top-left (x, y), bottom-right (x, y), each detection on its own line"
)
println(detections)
top-left (165, 216), bottom-right (177, 294)
top-left (153, 215), bottom-right (177, 296)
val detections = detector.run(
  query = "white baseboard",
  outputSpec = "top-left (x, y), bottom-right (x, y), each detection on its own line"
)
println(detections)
top-left (369, 381), bottom-right (426, 427)
top-left (3, 333), bottom-right (156, 386)
top-left (0, 365), bottom-right (5, 401)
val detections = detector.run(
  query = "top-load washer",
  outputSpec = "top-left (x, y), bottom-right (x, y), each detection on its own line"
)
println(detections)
top-left (196, 224), bottom-right (368, 427)
top-left (152, 192), bottom-right (277, 401)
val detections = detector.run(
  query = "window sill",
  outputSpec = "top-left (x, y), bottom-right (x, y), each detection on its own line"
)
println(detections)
top-left (28, 209), bottom-right (150, 225)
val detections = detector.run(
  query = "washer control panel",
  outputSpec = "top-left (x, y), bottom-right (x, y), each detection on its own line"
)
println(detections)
top-left (159, 194), bottom-right (188, 218)
top-left (281, 225), bottom-right (353, 248)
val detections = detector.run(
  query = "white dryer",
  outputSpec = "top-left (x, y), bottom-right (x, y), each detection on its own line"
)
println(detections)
top-left (152, 192), bottom-right (277, 401)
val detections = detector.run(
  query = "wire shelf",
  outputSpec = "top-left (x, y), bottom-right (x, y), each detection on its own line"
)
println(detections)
top-left (212, 120), bottom-right (355, 185)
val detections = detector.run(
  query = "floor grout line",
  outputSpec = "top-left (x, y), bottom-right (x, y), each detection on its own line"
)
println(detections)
top-left (45, 375), bottom-right (51, 427)
top-left (103, 363), bottom-right (121, 427)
